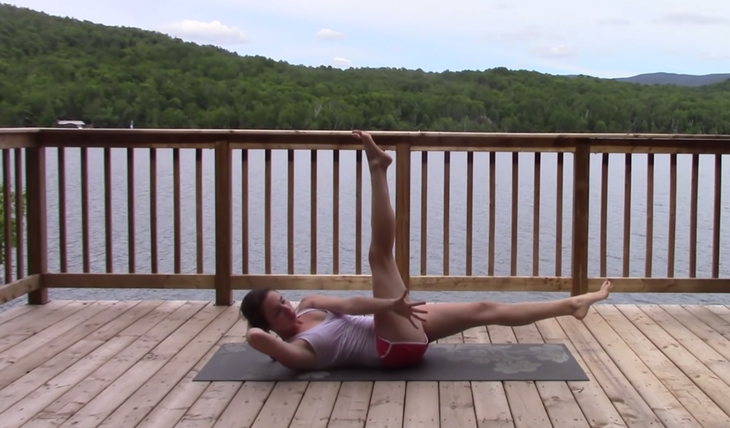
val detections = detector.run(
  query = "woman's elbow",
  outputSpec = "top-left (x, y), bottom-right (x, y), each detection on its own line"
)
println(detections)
top-left (246, 328), bottom-right (268, 348)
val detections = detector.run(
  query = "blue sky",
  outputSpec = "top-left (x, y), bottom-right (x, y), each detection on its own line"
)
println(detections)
top-left (6, 0), bottom-right (730, 78)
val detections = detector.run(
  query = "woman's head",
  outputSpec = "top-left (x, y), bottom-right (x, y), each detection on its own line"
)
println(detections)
top-left (240, 287), bottom-right (298, 334)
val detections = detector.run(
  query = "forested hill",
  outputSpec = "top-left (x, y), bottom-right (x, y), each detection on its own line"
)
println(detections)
top-left (1, 3), bottom-right (729, 133)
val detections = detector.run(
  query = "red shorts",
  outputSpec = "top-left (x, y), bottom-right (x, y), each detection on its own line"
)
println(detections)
top-left (376, 335), bottom-right (429, 368)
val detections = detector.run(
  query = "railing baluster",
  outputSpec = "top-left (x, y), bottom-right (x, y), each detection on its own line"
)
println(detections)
top-left (511, 152), bottom-right (518, 276)
top-left (712, 154), bottom-right (722, 278)
top-left (420, 151), bottom-right (428, 275)
top-left (600, 153), bottom-right (608, 277)
top-left (265, 149), bottom-right (272, 274)
top-left (555, 152), bottom-right (564, 277)
top-left (533, 152), bottom-right (541, 276)
top-left (572, 141), bottom-right (590, 295)
top-left (127, 148), bottom-right (135, 273)
top-left (214, 140), bottom-right (232, 305)
top-left (287, 149), bottom-right (294, 274)
top-left (3, 149), bottom-right (12, 283)
top-left (443, 151), bottom-right (450, 275)
top-left (645, 154), bottom-right (654, 277)
top-left (14, 148), bottom-right (24, 278)
top-left (310, 150), bottom-right (317, 274)
top-left (195, 148), bottom-right (203, 273)
top-left (689, 154), bottom-right (699, 278)
top-left (149, 148), bottom-right (158, 274)
top-left (80, 147), bottom-right (89, 273)
top-left (173, 148), bottom-right (181, 273)
top-left (332, 150), bottom-right (339, 274)
top-left (241, 149), bottom-right (249, 274)
top-left (667, 153), bottom-right (677, 277)
top-left (104, 147), bottom-right (113, 273)
top-left (355, 150), bottom-right (362, 274)
top-left (57, 147), bottom-right (66, 273)
top-left (488, 151), bottom-right (496, 276)
top-left (623, 153), bottom-right (632, 277)
top-left (466, 151), bottom-right (473, 276)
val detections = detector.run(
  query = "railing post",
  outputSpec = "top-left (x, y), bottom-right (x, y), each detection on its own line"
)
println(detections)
top-left (25, 142), bottom-right (48, 304)
top-left (395, 142), bottom-right (411, 288)
top-left (214, 140), bottom-right (233, 305)
top-left (571, 139), bottom-right (590, 296)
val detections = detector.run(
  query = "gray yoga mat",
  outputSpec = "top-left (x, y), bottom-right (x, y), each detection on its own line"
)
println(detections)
top-left (193, 342), bottom-right (589, 382)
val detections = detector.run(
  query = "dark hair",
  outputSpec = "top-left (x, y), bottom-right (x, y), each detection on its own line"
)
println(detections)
top-left (240, 287), bottom-right (273, 331)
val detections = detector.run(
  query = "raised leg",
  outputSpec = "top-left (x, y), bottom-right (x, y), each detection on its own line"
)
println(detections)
top-left (353, 130), bottom-right (425, 343)
top-left (421, 280), bottom-right (614, 342)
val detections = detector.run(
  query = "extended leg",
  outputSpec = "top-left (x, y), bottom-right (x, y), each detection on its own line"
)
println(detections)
top-left (354, 130), bottom-right (425, 343)
top-left (421, 280), bottom-right (613, 342)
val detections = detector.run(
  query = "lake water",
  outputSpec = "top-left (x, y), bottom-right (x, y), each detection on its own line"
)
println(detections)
top-left (3, 146), bottom-right (730, 311)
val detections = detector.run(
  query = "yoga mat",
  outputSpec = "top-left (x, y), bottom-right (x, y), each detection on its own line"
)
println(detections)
top-left (193, 342), bottom-right (589, 382)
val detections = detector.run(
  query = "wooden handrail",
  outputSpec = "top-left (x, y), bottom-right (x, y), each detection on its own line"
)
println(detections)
top-left (1, 128), bottom-right (729, 307)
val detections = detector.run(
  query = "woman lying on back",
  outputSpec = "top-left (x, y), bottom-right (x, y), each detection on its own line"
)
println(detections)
top-left (241, 130), bottom-right (613, 371)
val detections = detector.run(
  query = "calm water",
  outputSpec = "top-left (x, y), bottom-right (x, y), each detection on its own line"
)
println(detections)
top-left (3, 146), bottom-right (730, 311)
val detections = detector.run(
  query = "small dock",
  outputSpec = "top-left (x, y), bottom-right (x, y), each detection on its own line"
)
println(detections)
top-left (2, 300), bottom-right (730, 427)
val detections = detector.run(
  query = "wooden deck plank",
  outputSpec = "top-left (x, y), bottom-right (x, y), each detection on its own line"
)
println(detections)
top-left (438, 333), bottom-right (477, 428)
top-left (289, 381), bottom-right (341, 428)
top-left (94, 304), bottom-right (242, 428)
top-left (612, 305), bottom-right (730, 421)
top-left (595, 305), bottom-right (730, 427)
top-left (0, 301), bottom-right (175, 428)
top-left (0, 301), bottom-right (73, 330)
top-left (463, 326), bottom-right (515, 428)
top-left (0, 301), bottom-right (143, 391)
top-left (487, 325), bottom-right (552, 428)
top-left (19, 301), bottom-right (209, 428)
top-left (534, 318), bottom-right (626, 428)
top-left (328, 382), bottom-right (373, 428)
top-left (3, 301), bottom-right (730, 428)
top-left (0, 304), bottom-right (37, 326)
top-left (136, 317), bottom-right (247, 428)
top-left (581, 306), bottom-right (702, 427)
top-left (557, 314), bottom-right (661, 427)
top-left (0, 301), bottom-right (86, 354)
top-left (511, 323), bottom-right (589, 428)
top-left (683, 305), bottom-right (730, 339)
top-left (136, 337), bottom-right (241, 428)
top-left (249, 381), bottom-right (308, 428)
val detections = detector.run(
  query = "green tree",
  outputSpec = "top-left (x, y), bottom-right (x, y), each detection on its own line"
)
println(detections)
top-left (0, 188), bottom-right (26, 263)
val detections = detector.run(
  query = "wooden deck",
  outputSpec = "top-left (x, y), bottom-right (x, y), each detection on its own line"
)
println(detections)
top-left (2, 301), bottom-right (730, 428)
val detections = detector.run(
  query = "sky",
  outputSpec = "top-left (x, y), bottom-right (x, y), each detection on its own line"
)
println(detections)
top-left (5, 0), bottom-right (730, 78)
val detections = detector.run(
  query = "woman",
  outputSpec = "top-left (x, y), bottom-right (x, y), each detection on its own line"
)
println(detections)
top-left (241, 130), bottom-right (613, 371)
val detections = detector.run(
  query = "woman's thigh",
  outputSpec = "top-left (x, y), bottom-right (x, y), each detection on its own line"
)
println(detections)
top-left (420, 302), bottom-right (489, 342)
top-left (370, 260), bottom-right (426, 343)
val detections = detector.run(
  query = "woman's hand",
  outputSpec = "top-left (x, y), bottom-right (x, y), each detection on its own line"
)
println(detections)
top-left (391, 290), bottom-right (427, 328)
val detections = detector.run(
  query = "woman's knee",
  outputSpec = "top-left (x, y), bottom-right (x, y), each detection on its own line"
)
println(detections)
top-left (368, 246), bottom-right (395, 268)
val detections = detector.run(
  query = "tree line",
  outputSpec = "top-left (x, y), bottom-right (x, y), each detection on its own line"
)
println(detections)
top-left (1, 3), bottom-right (729, 134)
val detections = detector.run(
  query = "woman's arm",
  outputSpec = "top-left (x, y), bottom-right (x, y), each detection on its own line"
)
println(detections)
top-left (246, 328), bottom-right (318, 371)
top-left (298, 295), bottom-right (395, 315)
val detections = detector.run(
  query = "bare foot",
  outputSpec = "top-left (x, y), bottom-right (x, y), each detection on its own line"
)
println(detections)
top-left (352, 130), bottom-right (392, 169)
top-left (571, 280), bottom-right (613, 320)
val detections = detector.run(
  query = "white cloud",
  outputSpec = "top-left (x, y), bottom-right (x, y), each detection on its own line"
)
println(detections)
top-left (331, 57), bottom-right (352, 68)
top-left (655, 12), bottom-right (728, 25)
top-left (598, 18), bottom-right (631, 26)
top-left (705, 52), bottom-right (730, 61)
top-left (161, 20), bottom-right (248, 45)
top-left (316, 29), bottom-right (344, 40)
top-left (530, 45), bottom-right (576, 59)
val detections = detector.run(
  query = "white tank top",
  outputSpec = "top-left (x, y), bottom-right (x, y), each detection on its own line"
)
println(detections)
top-left (287, 308), bottom-right (381, 369)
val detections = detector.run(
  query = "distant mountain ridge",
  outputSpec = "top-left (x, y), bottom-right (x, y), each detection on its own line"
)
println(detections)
top-left (614, 72), bottom-right (730, 87)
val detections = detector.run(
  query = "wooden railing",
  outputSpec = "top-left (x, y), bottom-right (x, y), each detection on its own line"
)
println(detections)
top-left (1, 128), bottom-right (729, 306)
